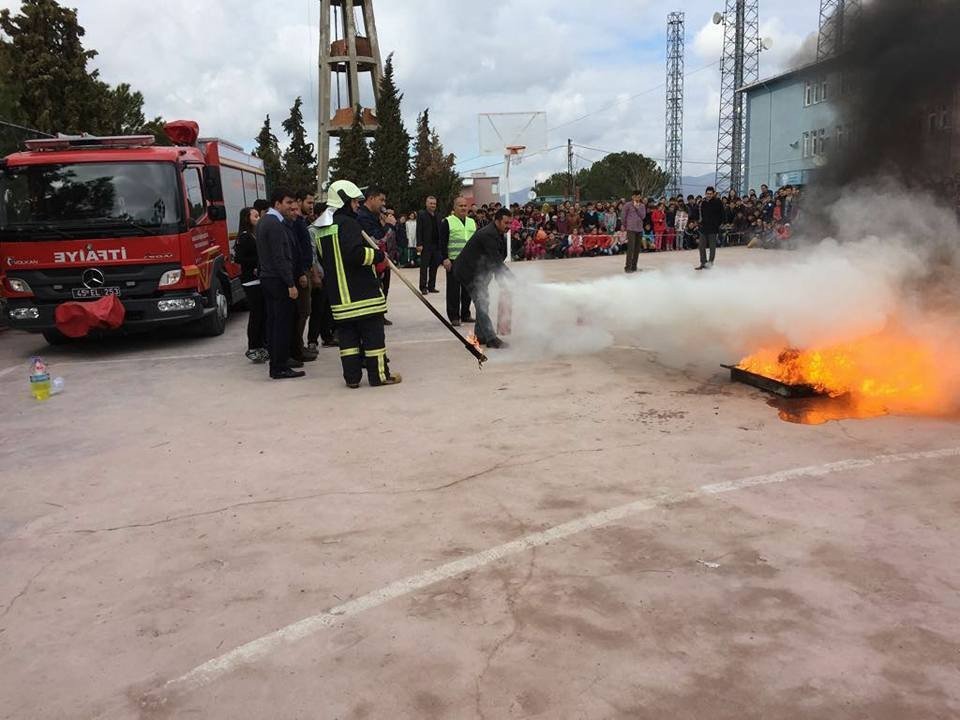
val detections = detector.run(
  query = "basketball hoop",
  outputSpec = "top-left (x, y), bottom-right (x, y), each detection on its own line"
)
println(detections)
top-left (506, 145), bottom-right (526, 166)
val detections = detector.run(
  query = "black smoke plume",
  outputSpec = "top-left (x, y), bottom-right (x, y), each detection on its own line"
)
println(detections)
top-left (826, 0), bottom-right (960, 190)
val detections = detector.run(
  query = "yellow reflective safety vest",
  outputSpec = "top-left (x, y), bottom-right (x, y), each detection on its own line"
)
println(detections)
top-left (445, 214), bottom-right (476, 261)
top-left (310, 210), bottom-right (386, 322)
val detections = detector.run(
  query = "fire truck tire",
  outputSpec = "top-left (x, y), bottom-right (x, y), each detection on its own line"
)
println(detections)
top-left (199, 276), bottom-right (229, 337)
top-left (42, 329), bottom-right (72, 346)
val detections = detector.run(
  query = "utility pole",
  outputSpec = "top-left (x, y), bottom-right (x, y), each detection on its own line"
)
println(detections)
top-left (665, 11), bottom-right (685, 199)
top-left (715, 0), bottom-right (760, 196)
top-left (818, 0), bottom-right (862, 61)
top-left (567, 138), bottom-right (574, 201)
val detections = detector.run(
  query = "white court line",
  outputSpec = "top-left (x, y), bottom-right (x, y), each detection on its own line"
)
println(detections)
top-left (157, 446), bottom-right (960, 699)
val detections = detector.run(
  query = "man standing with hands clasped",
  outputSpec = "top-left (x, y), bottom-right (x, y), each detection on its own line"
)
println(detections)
top-left (697, 186), bottom-right (724, 270)
top-left (416, 195), bottom-right (441, 294)
top-left (254, 187), bottom-right (304, 380)
top-left (440, 196), bottom-right (475, 327)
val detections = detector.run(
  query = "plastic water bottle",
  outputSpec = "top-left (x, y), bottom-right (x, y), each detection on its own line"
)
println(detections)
top-left (51, 377), bottom-right (65, 396)
top-left (29, 357), bottom-right (51, 401)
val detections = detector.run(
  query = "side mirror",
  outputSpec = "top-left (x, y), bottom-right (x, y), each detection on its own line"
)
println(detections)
top-left (207, 205), bottom-right (227, 222)
top-left (203, 166), bottom-right (223, 203)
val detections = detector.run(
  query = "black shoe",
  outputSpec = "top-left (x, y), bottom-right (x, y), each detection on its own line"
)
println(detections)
top-left (288, 359), bottom-right (305, 369)
top-left (485, 337), bottom-right (509, 349)
top-left (346, 382), bottom-right (361, 389)
top-left (271, 368), bottom-right (305, 379)
top-left (695, 265), bottom-right (706, 271)
top-left (384, 318), bottom-right (393, 326)
top-left (451, 320), bottom-right (462, 327)
top-left (419, 288), bottom-right (429, 294)
top-left (462, 315), bottom-right (475, 323)
top-left (429, 289), bottom-right (440, 294)
top-left (321, 338), bottom-right (339, 348)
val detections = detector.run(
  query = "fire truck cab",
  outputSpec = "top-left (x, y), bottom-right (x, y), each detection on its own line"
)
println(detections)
top-left (0, 121), bottom-right (265, 343)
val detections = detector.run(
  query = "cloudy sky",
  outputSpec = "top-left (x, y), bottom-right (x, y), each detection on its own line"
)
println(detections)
top-left (2, 0), bottom-right (821, 190)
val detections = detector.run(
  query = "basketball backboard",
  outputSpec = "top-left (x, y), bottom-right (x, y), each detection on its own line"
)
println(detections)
top-left (478, 112), bottom-right (548, 156)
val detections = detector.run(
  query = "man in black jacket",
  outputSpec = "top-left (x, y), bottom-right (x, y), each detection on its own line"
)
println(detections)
top-left (416, 196), bottom-right (441, 294)
top-left (453, 208), bottom-right (514, 349)
top-left (697, 186), bottom-right (724, 270)
top-left (254, 187), bottom-right (304, 379)
top-left (290, 191), bottom-right (319, 362)
top-left (357, 186), bottom-right (397, 325)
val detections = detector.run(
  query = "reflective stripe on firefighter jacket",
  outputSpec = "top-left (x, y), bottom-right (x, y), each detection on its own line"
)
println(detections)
top-left (311, 210), bottom-right (387, 321)
top-left (445, 214), bottom-right (477, 261)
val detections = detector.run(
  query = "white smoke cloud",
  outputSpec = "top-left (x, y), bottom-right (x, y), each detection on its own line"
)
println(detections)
top-left (501, 189), bottom-right (959, 377)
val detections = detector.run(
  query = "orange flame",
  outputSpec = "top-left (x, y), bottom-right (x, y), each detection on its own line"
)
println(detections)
top-left (467, 334), bottom-right (482, 352)
top-left (738, 327), bottom-right (959, 418)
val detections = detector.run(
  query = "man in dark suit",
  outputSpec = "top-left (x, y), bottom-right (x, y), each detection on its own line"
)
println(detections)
top-left (254, 187), bottom-right (304, 379)
top-left (453, 208), bottom-right (514, 349)
top-left (416, 195), bottom-right (441, 294)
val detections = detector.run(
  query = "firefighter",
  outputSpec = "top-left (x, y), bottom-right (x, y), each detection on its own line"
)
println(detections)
top-left (312, 180), bottom-right (402, 388)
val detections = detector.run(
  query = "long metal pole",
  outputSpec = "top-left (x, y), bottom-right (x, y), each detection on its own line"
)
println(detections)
top-left (360, 230), bottom-right (488, 366)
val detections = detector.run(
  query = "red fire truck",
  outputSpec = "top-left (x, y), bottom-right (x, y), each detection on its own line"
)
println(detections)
top-left (0, 121), bottom-right (266, 344)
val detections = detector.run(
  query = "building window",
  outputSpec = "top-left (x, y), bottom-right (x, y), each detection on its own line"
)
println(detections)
top-left (819, 128), bottom-right (828, 155)
top-left (929, 112), bottom-right (939, 133)
top-left (821, 79), bottom-right (828, 102)
top-left (813, 82), bottom-right (821, 104)
top-left (836, 125), bottom-right (844, 150)
top-left (804, 81), bottom-right (813, 107)
top-left (943, 106), bottom-right (952, 129)
top-left (802, 132), bottom-right (811, 158)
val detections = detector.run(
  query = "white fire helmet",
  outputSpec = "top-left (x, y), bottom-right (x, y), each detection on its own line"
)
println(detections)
top-left (327, 180), bottom-right (365, 210)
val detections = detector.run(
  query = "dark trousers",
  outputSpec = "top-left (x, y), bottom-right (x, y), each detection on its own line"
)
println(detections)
top-left (290, 276), bottom-right (312, 358)
top-left (419, 246), bottom-right (440, 291)
top-left (445, 266), bottom-right (471, 322)
top-left (336, 314), bottom-right (390, 386)
top-left (699, 233), bottom-right (719, 266)
top-left (625, 231), bottom-right (642, 271)
top-left (468, 278), bottom-right (497, 344)
top-left (262, 278), bottom-right (295, 375)
top-left (244, 283), bottom-right (265, 351)
top-left (308, 285), bottom-right (335, 344)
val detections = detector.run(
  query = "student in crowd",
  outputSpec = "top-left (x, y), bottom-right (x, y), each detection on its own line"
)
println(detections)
top-left (235, 206), bottom-right (266, 363)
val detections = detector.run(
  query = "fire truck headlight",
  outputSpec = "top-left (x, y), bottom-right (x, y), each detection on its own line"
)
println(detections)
top-left (9, 307), bottom-right (40, 320)
top-left (158, 298), bottom-right (196, 312)
top-left (7, 277), bottom-right (32, 294)
top-left (158, 269), bottom-right (183, 287)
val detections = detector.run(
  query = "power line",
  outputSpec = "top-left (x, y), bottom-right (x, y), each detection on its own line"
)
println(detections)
top-left (574, 144), bottom-right (716, 166)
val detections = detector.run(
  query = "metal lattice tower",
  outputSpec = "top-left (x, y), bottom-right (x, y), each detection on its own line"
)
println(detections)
top-left (318, 0), bottom-right (384, 191)
top-left (665, 12), bottom-right (685, 199)
top-left (817, 0), bottom-right (862, 61)
top-left (715, 0), bottom-right (760, 196)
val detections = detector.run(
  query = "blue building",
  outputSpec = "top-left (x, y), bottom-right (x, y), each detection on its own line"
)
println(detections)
top-left (742, 60), bottom-right (844, 192)
top-left (743, 59), bottom-right (959, 193)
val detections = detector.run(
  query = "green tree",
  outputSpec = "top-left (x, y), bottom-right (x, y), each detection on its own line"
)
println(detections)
top-left (578, 152), bottom-right (669, 200)
top-left (0, 0), bottom-right (165, 152)
top-left (0, 0), bottom-right (102, 135)
top-left (280, 96), bottom-right (317, 194)
top-left (253, 114), bottom-right (284, 192)
top-left (368, 54), bottom-right (411, 210)
top-left (534, 170), bottom-right (586, 198)
top-left (329, 105), bottom-right (370, 187)
top-left (410, 109), bottom-right (461, 213)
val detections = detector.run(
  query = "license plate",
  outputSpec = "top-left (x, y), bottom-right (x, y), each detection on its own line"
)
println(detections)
top-left (71, 287), bottom-right (121, 299)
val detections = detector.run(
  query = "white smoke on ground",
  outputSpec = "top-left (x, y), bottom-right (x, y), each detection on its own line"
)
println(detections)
top-left (501, 189), bottom-right (960, 371)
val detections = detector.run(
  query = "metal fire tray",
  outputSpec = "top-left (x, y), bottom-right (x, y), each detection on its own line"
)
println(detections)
top-left (722, 365), bottom-right (823, 399)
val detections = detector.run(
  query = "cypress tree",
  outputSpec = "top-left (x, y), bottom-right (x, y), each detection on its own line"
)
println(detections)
top-left (281, 97), bottom-right (317, 194)
top-left (368, 54), bottom-right (411, 210)
top-left (253, 115), bottom-right (284, 193)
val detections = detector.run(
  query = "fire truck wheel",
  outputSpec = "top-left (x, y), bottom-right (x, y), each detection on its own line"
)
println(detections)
top-left (199, 276), bottom-right (229, 337)
top-left (42, 329), bottom-right (72, 346)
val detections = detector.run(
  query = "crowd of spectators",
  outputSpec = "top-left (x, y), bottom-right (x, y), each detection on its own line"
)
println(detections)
top-left (394, 184), bottom-right (805, 266)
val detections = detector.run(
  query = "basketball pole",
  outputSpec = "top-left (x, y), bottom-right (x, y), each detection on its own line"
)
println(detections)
top-left (503, 150), bottom-right (513, 264)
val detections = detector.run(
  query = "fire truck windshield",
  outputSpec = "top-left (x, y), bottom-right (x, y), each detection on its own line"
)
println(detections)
top-left (0, 161), bottom-right (182, 240)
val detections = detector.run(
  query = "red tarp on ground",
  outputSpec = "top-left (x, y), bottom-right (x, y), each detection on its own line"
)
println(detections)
top-left (54, 295), bottom-right (126, 338)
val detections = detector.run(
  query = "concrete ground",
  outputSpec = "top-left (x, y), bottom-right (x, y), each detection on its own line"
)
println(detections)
top-left (1, 247), bottom-right (958, 720)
